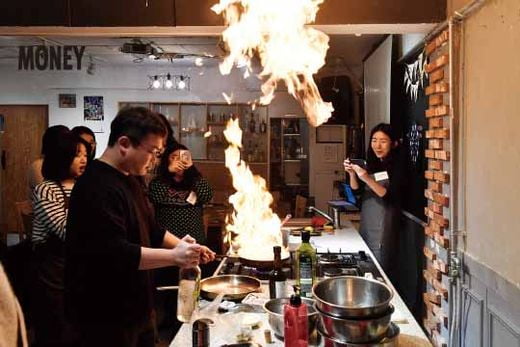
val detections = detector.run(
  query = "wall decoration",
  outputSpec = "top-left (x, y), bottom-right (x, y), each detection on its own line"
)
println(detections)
top-left (404, 51), bottom-right (428, 102)
top-left (84, 96), bottom-right (104, 121)
top-left (407, 122), bottom-right (423, 165)
top-left (59, 94), bottom-right (76, 108)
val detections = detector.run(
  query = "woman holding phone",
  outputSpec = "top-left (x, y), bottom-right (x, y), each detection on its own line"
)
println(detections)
top-left (343, 123), bottom-right (405, 278)
top-left (148, 142), bottom-right (213, 244)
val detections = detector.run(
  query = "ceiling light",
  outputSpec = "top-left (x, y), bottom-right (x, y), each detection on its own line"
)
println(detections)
top-left (152, 76), bottom-right (161, 89)
top-left (165, 73), bottom-right (173, 89)
top-left (177, 76), bottom-right (186, 90)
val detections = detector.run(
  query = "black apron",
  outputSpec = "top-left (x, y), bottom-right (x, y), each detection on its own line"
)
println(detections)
top-left (359, 173), bottom-right (399, 279)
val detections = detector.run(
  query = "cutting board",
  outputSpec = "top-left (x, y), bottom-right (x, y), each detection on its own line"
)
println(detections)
top-left (283, 218), bottom-right (312, 227)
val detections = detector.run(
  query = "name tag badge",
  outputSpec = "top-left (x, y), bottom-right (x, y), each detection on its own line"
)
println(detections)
top-left (374, 171), bottom-right (389, 182)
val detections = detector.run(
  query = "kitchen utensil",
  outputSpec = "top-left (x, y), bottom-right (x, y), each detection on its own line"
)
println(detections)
top-left (317, 321), bottom-right (400, 347)
top-left (312, 276), bottom-right (393, 318)
top-left (316, 303), bottom-right (394, 343)
top-left (200, 275), bottom-right (261, 301)
top-left (263, 297), bottom-right (318, 340)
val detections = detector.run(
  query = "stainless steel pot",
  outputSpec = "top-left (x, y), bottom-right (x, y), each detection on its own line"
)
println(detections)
top-left (199, 275), bottom-right (261, 301)
top-left (312, 276), bottom-right (393, 318)
top-left (316, 304), bottom-right (394, 343)
top-left (317, 321), bottom-right (400, 347)
top-left (263, 297), bottom-right (318, 339)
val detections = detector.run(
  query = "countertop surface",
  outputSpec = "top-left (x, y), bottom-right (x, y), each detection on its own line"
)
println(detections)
top-left (170, 221), bottom-right (431, 346)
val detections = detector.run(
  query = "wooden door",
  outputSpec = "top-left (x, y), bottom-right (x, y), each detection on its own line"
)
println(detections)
top-left (0, 105), bottom-right (48, 235)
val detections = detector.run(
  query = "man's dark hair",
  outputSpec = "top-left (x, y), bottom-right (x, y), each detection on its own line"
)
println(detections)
top-left (41, 125), bottom-right (69, 156)
top-left (108, 107), bottom-right (167, 147)
top-left (42, 133), bottom-right (86, 181)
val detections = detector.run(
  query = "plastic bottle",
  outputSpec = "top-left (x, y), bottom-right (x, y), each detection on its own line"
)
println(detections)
top-left (177, 265), bottom-right (201, 322)
top-left (296, 230), bottom-right (316, 298)
top-left (283, 287), bottom-right (308, 347)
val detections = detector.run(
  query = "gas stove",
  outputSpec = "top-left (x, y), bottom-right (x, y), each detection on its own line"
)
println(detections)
top-left (316, 250), bottom-right (384, 282)
top-left (215, 250), bottom-right (384, 283)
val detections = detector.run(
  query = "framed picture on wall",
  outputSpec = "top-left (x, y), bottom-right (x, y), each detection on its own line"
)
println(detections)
top-left (84, 96), bottom-right (104, 121)
top-left (59, 94), bottom-right (76, 108)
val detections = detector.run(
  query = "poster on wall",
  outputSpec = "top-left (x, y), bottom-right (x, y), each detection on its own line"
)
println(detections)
top-left (84, 96), bottom-right (104, 132)
top-left (59, 94), bottom-right (76, 108)
top-left (84, 96), bottom-right (104, 121)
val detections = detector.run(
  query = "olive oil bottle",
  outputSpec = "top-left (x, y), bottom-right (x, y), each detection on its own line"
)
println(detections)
top-left (296, 230), bottom-right (316, 298)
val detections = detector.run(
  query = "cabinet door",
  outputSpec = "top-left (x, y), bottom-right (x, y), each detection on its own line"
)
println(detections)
top-left (151, 104), bottom-right (179, 140)
top-left (180, 104), bottom-right (206, 160)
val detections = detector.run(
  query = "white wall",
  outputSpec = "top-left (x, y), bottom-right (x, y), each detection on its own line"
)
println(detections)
top-left (462, 0), bottom-right (520, 287)
top-left (363, 36), bottom-right (392, 146)
top-left (0, 61), bottom-right (303, 154)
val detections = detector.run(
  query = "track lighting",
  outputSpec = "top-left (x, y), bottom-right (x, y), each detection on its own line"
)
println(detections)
top-left (148, 74), bottom-right (190, 90)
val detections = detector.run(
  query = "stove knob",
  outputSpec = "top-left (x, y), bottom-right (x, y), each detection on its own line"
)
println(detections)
top-left (358, 250), bottom-right (368, 261)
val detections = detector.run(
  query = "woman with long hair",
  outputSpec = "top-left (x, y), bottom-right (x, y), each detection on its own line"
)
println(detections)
top-left (343, 123), bottom-right (405, 278)
top-left (31, 133), bottom-right (88, 346)
top-left (148, 142), bottom-right (213, 244)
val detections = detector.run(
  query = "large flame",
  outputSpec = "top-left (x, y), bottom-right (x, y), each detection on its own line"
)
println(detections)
top-left (223, 119), bottom-right (288, 260)
top-left (212, 0), bottom-right (334, 127)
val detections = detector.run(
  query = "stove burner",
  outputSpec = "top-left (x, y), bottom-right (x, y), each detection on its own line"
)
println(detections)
top-left (318, 254), bottom-right (343, 265)
top-left (322, 267), bottom-right (343, 277)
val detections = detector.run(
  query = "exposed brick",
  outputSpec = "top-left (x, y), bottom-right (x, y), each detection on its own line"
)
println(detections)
top-left (433, 171), bottom-right (449, 183)
top-left (423, 246), bottom-right (437, 261)
top-left (424, 292), bottom-right (441, 305)
top-left (430, 181), bottom-right (443, 193)
top-left (433, 259), bottom-right (449, 274)
top-left (425, 30), bottom-right (449, 55)
top-left (425, 189), bottom-right (434, 200)
top-left (429, 117), bottom-right (443, 128)
top-left (429, 160), bottom-right (443, 170)
top-left (425, 82), bottom-right (449, 95)
top-left (429, 94), bottom-right (444, 106)
top-left (434, 231), bottom-right (450, 248)
top-left (435, 150), bottom-right (450, 161)
top-left (430, 69), bottom-right (445, 83)
top-left (429, 221), bottom-right (443, 234)
top-left (426, 266), bottom-right (442, 281)
top-left (424, 226), bottom-right (434, 237)
top-left (425, 150), bottom-right (436, 159)
top-left (432, 202), bottom-right (443, 214)
top-left (426, 105), bottom-right (449, 118)
top-left (425, 54), bottom-right (449, 73)
top-left (433, 193), bottom-right (450, 207)
top-left (433, 212), bottom-right (449, 228)
top-left (423, 318), bottom-right (441, 333)
top-left (425, 130), bottom-right (435, 138)
top-left (429, 139), bottom-right (443, 150)
top-left (434, 129), bottom-right (450, 139)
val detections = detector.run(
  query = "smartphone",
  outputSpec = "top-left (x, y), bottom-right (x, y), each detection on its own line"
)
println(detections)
top-left (179, 150), bottom-right (193, 167)
top-left (348, 158), bottom-right (367, 168)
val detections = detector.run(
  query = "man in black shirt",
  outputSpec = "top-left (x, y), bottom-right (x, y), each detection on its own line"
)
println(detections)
top-left (65, 107), bottom-right (215, 347)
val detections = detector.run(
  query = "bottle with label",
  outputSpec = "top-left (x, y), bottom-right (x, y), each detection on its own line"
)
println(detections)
top-left (296, 230), bottom-right (316, 298)
top-left (249, 112), bottom-right (256, 133)
top-left (269, 246), bottom-right (287, 299)
top-left (260, 118), bottom-right (267, 133)
top-left (177, 265), bottom-right (201, 322)
top-left (283, 286), bottom-right (308, 346)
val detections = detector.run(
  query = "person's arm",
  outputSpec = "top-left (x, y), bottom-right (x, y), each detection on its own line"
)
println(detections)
top-left (352, 165), bottom-right (387, 198)
top-left (193, 177), bottom-right (213, 205)
top-left (343, 160), bottom-right (360, 190)
top-left (32, 182), bottom-right (68, 240)
top-left (139, 241), bottom-right (201, 270)
top-left (161, 231), bottom-right (216, 264)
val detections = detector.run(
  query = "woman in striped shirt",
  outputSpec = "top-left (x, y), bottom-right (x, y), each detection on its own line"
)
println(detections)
top-left (31, 132), bottom-right (88, 346)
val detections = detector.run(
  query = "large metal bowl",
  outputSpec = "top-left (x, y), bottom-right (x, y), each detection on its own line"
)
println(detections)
top-left (317, 321), bottom-right (400, 347)
top-left (316, 304), bottom-right (394, 343)
top-left (263, 297), bottom-right (318, 340)
top-left (312, 276), bottom-right (393, 318)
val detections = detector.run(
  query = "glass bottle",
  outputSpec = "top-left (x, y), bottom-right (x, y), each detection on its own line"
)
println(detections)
top-left (177, 265), bottom-right (201, 322)
top-left (269, 246), bottom-right (287, 299)
top-left (249, 112), bottom-right (256, 133)
top-left (260, 117), bottom-right (267, 133)
top-left (296, 230), bottom-right (316, 298)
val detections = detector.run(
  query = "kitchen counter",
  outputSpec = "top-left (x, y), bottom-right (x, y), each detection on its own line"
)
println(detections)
top-left (170, 222), bottom-right (431, 346)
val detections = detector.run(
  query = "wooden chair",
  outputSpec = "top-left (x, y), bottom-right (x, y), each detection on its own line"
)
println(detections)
top-left (294, 195), bottom-right (308, 218)
top-left (15, 200), bottom-right (33, 241)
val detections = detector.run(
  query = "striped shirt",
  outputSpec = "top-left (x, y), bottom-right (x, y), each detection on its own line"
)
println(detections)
top-left (31, 180), bottom-right (72, 244)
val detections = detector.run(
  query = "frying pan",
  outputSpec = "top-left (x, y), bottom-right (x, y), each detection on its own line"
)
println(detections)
top-left (238, 254), bottom-right (291, 269)
top-left (200, 275), bottom-right (261, 301)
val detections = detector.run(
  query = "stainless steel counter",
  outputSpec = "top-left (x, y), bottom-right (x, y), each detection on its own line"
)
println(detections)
top-left (170, 221), bottom-right (431, 346)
